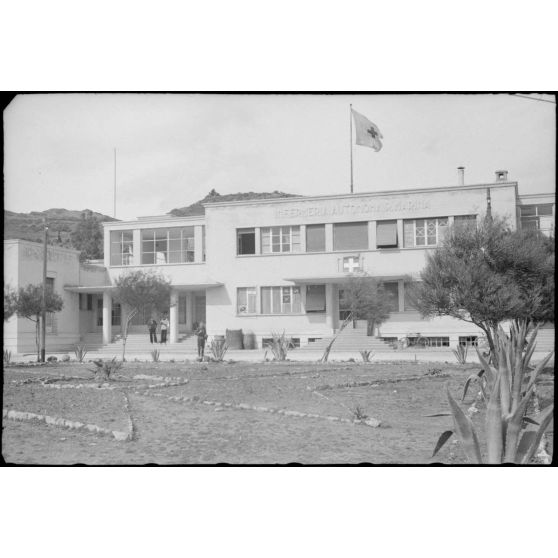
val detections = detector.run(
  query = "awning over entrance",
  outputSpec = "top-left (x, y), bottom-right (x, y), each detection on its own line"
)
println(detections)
top-left (64, 285), bottom-right (114, 293)
top-left (172, 282), bottom-right (224, 291)
top-left (283, 273), bottom-right (420, 284)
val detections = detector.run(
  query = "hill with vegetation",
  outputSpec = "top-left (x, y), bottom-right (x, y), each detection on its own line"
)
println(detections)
top-left (4, 208), bottom-right (116, 250)
top-left (169, 189), bottom-right (299, 216)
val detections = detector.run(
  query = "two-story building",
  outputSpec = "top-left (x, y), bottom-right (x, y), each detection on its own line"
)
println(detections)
top-left (3, 170), bottom-right (555, 354)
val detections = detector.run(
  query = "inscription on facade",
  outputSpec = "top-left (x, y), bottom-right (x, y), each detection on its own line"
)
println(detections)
top-left (275, 198), bottom-right (431, 219)
top-left (23, 246), bottom-right (76, 263)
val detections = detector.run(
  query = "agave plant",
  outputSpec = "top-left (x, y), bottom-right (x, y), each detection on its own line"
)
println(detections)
top-left (433, 322), bottom-right (554, 464)
top-left (452, 343), bottom-right (468, 365)
top-left (89, 357), bottom-right (123, 381)
top-left (73, 343), bottom-right (88, 363)
top-left (150, 349), bottom-right (160, 362)
top-left (265, 331), bottom-right (294, 361)
top-left (208, 338), bottom-right (228, 362)
top-left (359, 349), bottom-right (373, 363)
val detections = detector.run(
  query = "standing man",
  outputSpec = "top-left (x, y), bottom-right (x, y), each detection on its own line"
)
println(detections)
top-left (195, 321), bottom-right (207, 359)
top-left (160, 313), bottom-right (169, 344)
top-left (148, 318), bottom-right (158, 344)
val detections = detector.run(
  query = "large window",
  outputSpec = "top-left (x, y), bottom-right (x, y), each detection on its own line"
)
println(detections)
top-left (110, 230), bottom-right (133, 266)
top-left (382, 281), bottom-right (399, 312)
top-left (237, 287), bottom-right (257, 314)
top-left (141, 227), bottom-right (194, 264)
top-left (237, 228), bottom-right (256, 255)
top-left (112, 303), bottom-right (121, 326)
top-left (306, 224), bottom-right (326, 252)
top-left (520, 204), bottom-right (554, 235)
top-left (305, 284), bottom-right (326, 312)
top-left (453, 214), bottom-right (477, 232)
top-left (261, 226), bottom-right (301, 253)
top-left (261, 286), bottom-right (301, 314)
top-left (403, 217), bottom-right (448, 247)
top-left (376, 220), bottom-right (398, 248)
top-left (333, 222), bottom-right (368, 251)
top-left (403, 281), bottom-right (419, 311)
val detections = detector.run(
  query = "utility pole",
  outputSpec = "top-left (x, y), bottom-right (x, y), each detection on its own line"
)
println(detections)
top-left (41, 218), bottom-right (48, 362)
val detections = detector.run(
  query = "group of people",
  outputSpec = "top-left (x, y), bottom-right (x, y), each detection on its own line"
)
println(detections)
top-left (147, 316), bottom-right (208, 358)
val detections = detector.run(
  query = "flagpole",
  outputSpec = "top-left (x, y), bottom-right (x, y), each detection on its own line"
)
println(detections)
top-left (349, 104), bottom-right (354, 194)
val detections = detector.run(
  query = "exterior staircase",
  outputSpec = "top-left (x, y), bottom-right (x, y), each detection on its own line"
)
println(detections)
top-left (80, 332), bottom-right (198, 356)
top-left (297, 322), bottom-right (394, 352)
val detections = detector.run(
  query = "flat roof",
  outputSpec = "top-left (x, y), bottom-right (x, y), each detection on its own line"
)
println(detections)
top-left (202, 181), bottom-right (519, 209)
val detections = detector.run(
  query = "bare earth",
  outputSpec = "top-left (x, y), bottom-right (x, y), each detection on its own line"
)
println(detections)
top-left (2, 360), bottom-right (554, 465)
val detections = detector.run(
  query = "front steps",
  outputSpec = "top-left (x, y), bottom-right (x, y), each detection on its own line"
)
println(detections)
top-left (297, 324), bottom-right (394, 352)
top-left (80, 332), bottom-right (198, 355)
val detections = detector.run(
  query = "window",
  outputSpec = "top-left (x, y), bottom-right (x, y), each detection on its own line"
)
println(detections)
top-left (520, 204), bottom-right (554, 235)
top-left (112, 303), bottom-right (121, 326)
top-left (403, 282), bottom-right (419, 311)
top-left (237, 228), bottom-right (256, 255)
top-left (110, 230), bottom-right (133, 266)
top-left (376, 220), bottom-right (398, 248)
top-left (306, 284), bottom-right (326, 312)
top-left (403, 217), bottom-right (448, 247)
top-left (459, 336), bottom-right (480, 347)
top-left (333, 222), bottom-right (368, 250)
top-left (306, 224), bottom-right (326, 252)
top-left (202, 225), bottom-right (206, 262)
top-left (87, 294), bottom-right (93, 311)
top-left (454, 215), bottom-right (477, 232)
top-left (342, 256), bottom-right (361, 273)
top-left (426, 336), bottom-right (450, 347)
top-left (261, 226), bottom-right (301, 253)
top-left (382, 282), bottom-right (399, 312)
top-left (141, 227), bottom-right (194, 265)
top-left (261, 286), bottom-right (301, 314)
top-left (97, 298), bottom-right (103, 326)
top-left (237, 287), bottom-right (257, 314)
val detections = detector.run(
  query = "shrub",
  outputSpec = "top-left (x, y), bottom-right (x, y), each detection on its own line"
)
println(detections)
top-left (452, 344), bottom-right (468, 364)
top-left (432, 323), bottom-right (554, 464)
top-left (150, 349), bottom-right (160, 362)
top-left (74, 344), bottom-right (88, 363)
top-left (359, 350), bottom-right (373, 362)
top-left (3, 349), bottom-right (12, 366)
top-left (352, 405), bottom-right (369, 421)
top-left (208, 338), bottom-right (228, 362)
top-left (265, 331), bottom-right (294, 361)
top-left (89, 357), bottom-right (123, 381)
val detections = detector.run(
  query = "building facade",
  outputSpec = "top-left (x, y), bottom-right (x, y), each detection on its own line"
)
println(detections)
top-left (3, 172), bottom-right (555, 353)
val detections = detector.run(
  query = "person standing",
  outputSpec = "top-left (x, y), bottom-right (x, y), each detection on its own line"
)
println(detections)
top-left (148, 318), bottom-right (158, 344)
top-left (195, 321), bottom-right (207, 359)
top-left (160, 314), bottom-right (169, 344)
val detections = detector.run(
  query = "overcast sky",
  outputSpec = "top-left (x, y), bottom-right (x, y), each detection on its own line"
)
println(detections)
top-left (4, 93), bottom-right (555, 221)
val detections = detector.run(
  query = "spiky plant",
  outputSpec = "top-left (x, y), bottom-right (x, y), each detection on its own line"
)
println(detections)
top-left (432, 322), bottom-right (554, 464)
top-left (89, 357), bottom-right (123, 381)
top-left (359, 349), bottom-right (373, 362)
top-left (3, 349), bottom-right (12, 366)
top-left (150, 349), bottom-right (160, 362)
top-left (208, 338), bottom-right (228, 362)
top-left (452, 343), bottom-right (468, 365)
top-left (73, 343), bottom-right (88, 363)
top-left (265, 331), bottom-right (294, 361)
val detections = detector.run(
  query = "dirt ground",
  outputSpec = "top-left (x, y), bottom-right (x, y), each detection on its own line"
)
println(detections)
top-left (2, 360), bottom-right (554, 465)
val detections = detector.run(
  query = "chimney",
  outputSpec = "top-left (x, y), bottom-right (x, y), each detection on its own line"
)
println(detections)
top-left (495, 170), bottom-right (508, 182)
top-left (457, 166), bottom-right (465, 186)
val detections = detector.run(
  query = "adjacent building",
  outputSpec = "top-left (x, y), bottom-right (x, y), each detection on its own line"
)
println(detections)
top-left (4, 170), bottom-right (555, 354)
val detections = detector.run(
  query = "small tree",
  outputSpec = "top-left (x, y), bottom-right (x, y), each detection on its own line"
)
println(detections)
top-left (4, 285), bottom-right (18, 321)
top-left (113, 270), bottom-right (172, 360)
top-left (14, 284), bottom-right (64, 361)
top-left (71, 210), bottom-right (103, 261)
top-left (414, 216), bottom-right (554, 362)
top-left (339, 275), bottom-right (393, 335)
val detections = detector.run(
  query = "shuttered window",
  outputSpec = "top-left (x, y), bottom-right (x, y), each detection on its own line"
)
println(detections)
top-left (305, 285), bottom-right (326, 312)
top-left (376, 220), bottom-right (398, 248)
top-left (333, 222), bottom-right (368, 250)
top-left (306, 224), bottom-right (326, 252)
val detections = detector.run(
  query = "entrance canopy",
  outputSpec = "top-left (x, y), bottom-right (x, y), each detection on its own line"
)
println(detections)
top-left (283, 273), bottom-right (420, 284)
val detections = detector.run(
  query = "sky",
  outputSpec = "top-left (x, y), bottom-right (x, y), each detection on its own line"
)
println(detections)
top-left (4, 93), bottom-right (555, 221)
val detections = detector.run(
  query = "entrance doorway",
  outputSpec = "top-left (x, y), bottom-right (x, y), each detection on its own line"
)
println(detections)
top-left (194, 294), bottom-right (206, 325)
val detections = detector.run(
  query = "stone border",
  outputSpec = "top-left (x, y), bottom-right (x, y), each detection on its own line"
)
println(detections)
top-left (3, 408), bottom-right (133, 441)
top-left (314, 373), bottom-right (450, 391)
top-left (134, 390), bottom-right (381, 427)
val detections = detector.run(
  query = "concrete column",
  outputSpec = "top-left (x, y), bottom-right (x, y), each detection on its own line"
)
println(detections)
top-left (133, 229), bottom-right (141, 266)
top-left (325, 223), bottom-right (334, 252)
top-left (194, 225), bottom-right (204, 263)
top-left (102, 290), bottom-right (112, 344)
top-left (254, 227), bottom-right (261, 254)
top-left (169, 289), bottom-right (179, 343)
top-left (396, 220), bottom-right (404, 249)
top-left (299, 225), bottom-right (306, 252)
top-left (368, 221), bottom-right (376, 250)
top-left (186, 292), bottom-right (194, 330)
top-left (325, 284), bottom-right (334, 330)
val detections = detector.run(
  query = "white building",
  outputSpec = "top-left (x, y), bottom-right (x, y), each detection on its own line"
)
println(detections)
top-left (3, 171), bottom-right (555, 354)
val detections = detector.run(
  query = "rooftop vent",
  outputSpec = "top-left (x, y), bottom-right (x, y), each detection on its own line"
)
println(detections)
top-left (495, 170), bottom-right (508, 182)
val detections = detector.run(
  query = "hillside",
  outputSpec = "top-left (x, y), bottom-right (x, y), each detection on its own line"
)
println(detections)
top-left (4, 208), bottom-right (116, 249)
top-left (169, 189), bottom-right (299, 216)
